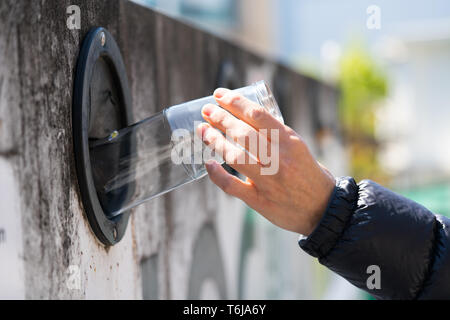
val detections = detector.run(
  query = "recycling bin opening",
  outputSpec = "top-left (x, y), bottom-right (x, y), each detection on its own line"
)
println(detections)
top-left (73, 28), bottom-right (284, 246)
top-left (73, 27), bottom-right (135, 246)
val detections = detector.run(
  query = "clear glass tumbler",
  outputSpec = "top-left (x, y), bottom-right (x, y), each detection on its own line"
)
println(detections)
top-left (89, 80), bottom-right (284, 217)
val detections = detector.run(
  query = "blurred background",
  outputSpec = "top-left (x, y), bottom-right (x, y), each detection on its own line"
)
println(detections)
top-left (134, 0), bottom-right (450, 211)
top-left (132, 0), bottom-right (450, 299)
top-left (3, 0), bottom-right (449, 301)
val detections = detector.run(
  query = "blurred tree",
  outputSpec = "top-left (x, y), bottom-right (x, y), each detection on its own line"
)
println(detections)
top-left (338, 42), bottom-right (388, 182)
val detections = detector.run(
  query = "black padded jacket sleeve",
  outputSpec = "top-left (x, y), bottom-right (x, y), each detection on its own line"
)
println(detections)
top-left (299, 177), bottom-right (450, 299)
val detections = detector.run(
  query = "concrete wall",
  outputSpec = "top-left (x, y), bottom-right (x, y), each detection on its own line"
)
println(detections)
top-left (0, 0), bottom-right (347, 299)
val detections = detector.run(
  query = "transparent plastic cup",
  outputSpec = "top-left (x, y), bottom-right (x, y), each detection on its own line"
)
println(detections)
top-left (90, 80), bottom-right (284, 217)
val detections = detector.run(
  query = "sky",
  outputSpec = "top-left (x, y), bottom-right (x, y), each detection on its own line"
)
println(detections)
top-left (275, 0), bottom-right (450, 66)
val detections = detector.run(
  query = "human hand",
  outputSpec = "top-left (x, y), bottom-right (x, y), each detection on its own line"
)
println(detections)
top-left (196, 88), bottom-right (335, 236)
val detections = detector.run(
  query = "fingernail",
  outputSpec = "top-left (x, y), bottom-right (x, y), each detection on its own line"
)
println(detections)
top-left (205, 159), bottom-right (217, 169)
top-left (214, 88), bottom-right (228, 99)
top-left (197, 123), bottom-right (210, 140)
top-left (202, 104), bottom-right (215, 117)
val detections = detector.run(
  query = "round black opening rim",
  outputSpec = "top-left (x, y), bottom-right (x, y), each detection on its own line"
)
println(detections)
top-left (73, 27), bottom-right (134, 246)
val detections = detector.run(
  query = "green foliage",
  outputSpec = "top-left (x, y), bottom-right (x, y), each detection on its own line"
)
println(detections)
top-left (337, 42), bottom-right (388, 182)
top-left (339, 43), bottom-right (387, 136)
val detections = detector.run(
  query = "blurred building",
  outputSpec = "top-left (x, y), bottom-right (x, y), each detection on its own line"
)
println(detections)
top-left (375, 19), bottom-right (450, 216)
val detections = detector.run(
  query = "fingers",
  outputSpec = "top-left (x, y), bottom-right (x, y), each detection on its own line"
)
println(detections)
top-left (213, 88), bottom-right (287, 136)
top-left (196, 122), bottom-right (263, 180)
top-left (205, 159), bottom-right (257, 203)
top-left (202, 103), bottom-right (268, 157)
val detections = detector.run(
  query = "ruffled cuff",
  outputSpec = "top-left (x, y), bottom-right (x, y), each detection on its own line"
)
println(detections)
top-left (298, 176), bottom-right (358, 258)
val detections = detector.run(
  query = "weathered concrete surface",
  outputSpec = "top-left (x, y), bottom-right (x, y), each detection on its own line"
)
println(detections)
top-left (0, 0), bottom-right (345, 299)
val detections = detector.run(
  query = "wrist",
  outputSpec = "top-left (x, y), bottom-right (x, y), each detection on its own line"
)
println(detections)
top-left (303, 175), bottom-right (336, 236)
top-left (299, 177), bottom-right (358, 258)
